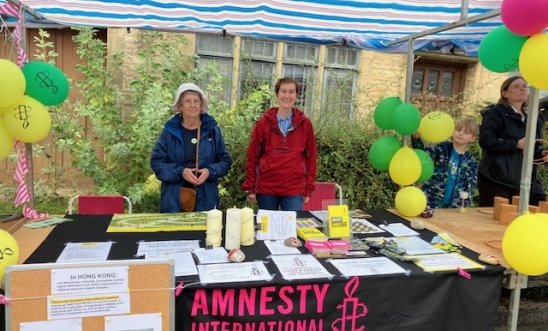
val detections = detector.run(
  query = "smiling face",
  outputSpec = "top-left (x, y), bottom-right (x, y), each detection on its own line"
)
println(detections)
top-left (178, 91), bottom-right (202, 120)
top-left (501, 78), bottom-right (529, 105)
top-left (452, 126), bottom-right (476, 147)
top-left (276, 82), bottom-right (298, 110)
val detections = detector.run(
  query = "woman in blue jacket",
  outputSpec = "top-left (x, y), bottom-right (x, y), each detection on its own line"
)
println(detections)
top-left (151, 83), bottom-right (231, 212)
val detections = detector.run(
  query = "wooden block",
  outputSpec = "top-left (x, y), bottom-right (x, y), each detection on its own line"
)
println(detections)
top-left (528, 205), bottom-right (540, 214)
top-left (493, 196), bottom-right (510, 220)
top-left (499, 203), bottom-right (518, 225)
top-left (499, 211), bottom-right (518, 226)
top-left (511, 195), bottom-right (520, 205)
top-left (539, 201), bottom-right (548, 213)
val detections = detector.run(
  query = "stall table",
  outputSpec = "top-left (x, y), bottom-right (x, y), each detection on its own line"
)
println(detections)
top-left (4, 209), bottom-right (506, 331)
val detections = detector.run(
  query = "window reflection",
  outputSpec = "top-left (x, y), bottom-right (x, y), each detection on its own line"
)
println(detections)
top-left (427, 70), bottom-right (439, 94)
top-left (442, 72), bottom-right (454, 97)
top-left (411, 69), bottom-right (424, 95)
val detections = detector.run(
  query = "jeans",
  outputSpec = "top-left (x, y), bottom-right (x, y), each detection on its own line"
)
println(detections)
top-left (256, 194), bottom-right (303, 211)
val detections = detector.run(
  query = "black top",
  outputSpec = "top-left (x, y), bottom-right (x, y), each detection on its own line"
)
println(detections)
top-left (181, 126), bottom-right (198, 188)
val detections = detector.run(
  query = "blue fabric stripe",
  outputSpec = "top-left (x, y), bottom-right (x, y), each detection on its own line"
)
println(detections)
top-left (2, 0), bottom-right (502, 56)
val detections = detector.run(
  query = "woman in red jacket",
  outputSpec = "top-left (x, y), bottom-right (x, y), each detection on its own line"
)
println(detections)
top-left (242, 77), bottom-right (317, 211)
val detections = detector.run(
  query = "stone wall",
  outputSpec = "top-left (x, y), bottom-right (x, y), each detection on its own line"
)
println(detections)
top-left (107, 29), bottom-right (505, 118)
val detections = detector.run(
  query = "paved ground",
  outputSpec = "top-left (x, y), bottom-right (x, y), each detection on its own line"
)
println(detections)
top-left (495, 286), bottom-right (548, 330)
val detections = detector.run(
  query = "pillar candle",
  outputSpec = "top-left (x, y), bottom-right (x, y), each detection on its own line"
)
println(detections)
top-left (240, 207), bottom-right (255, 246)
top-left (225, 207), bottom-right (241, 250)
top-left (206, 208), bottom-right (223, 247)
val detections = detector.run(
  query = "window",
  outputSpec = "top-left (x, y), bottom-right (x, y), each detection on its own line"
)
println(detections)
top-left (239, 39), bottom-right (276, 99)
top-left (322, 68), bottom-right (357, 119)
top-left (282, 43), bottom-right (319, 114)
top-left (326, 47), bottom-right (359, 69)
top-left (195, 35), bottom-right (234, 105)
top-left (322, 46), bottom-right (359, 118)
top-left (411, 60), bottom-right (466, 112)
top-left (284, 44), bottom-right (317, 64)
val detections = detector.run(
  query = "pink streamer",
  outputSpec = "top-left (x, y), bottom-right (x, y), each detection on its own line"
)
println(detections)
top-left (1, 4), bottom-right (45, 219)
top-left (13, 142), bottom-right (48, 219)
top-left (0, 2), bottom-right (28, 65)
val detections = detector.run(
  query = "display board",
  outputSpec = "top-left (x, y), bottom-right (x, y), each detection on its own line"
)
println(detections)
top-left (4, 260), bottom-right (174, 331)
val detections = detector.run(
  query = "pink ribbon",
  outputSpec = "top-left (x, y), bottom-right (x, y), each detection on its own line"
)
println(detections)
top-left (13, 142), bottom-right (48, 219)
top-left (0, 2), bottom-right (28, 65)
top-left (1, 4), bottom-right (46, 219)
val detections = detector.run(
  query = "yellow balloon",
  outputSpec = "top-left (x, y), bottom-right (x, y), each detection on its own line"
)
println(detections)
top-left (0, 118), bottom-right (14, 161)
top-left (519, 33), bottom-right (548, 90)
top-left (395, 186), bottom-right (427, 217)
top-left (0, 229), bottom-right (20, 284)
top-left (389, 147), bottom-right (421, 186)
top-left (418, 112), bottom-right (455, 143)
top-left (502, 213), bottom-right (548, 276)
top-left (4, 96), bottom-right (52, 143)
top-left (0, 59), bottom-right (26, 108)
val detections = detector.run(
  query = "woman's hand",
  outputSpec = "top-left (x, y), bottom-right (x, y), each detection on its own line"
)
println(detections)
top-left (196, 168), bottom-right (210, 185)
top-left (304, 196), bottom-right (310, 204)
top-left (182, 168), bottom-right (199, 185)
top-left (540, 150), bottom-right (548, 164)
top-left (517, 137), bottom-right (526, 150)
top-left (247, 193), bottom-right (257, 204)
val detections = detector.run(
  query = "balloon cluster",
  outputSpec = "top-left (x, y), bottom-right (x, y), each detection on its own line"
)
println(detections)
top-left (369, 97), bottom-right (455, 217)
top-left (0, 59), bottom-right (69, 160)
top-left (502, 213), bottom-right (548, 276)
top-left (478, 0), bottom-right (548, 89)
top-left (0, 229), bottom-right (20, 287)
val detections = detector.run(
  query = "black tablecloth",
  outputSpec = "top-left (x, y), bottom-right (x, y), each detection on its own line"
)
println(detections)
top-left (16, 210), bottom-right (504, 331)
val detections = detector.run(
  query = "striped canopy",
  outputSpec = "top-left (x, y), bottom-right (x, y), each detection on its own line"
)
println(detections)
top-left (3, 0), bottom-right (503, 56)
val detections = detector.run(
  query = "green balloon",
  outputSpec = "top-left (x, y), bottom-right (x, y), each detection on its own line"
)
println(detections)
top-left (368, 135), bottom-right (401, 171)
top-left (22, 61), bottom-right (70, 106)
top-left (478, 25), bottom-right (527, 73)
top-left (414, 149), bottom-right (434, 183)
top-left (392, 103), bottom-right (420, 135)
top-left (374, 97), bottom-right (402, 130)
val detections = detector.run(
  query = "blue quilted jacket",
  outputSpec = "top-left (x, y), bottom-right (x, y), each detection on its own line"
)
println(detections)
top-left (421, 142), bottom-right (478, 208)
top-left (151, 113), bottom-right (231, 212)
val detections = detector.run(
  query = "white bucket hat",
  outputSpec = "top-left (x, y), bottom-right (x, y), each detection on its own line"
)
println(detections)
top-left (172, 83), bottom-right (209, 113)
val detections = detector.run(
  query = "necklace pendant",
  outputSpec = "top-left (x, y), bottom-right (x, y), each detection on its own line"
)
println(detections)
top-left (191, 138), bottom-right (198, 144)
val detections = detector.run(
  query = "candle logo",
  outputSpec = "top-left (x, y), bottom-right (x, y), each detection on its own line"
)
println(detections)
top-left (331, 276), bottom-right (368, 331)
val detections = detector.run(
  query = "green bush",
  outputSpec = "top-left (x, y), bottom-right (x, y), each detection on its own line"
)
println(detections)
top-left (3, 28), bottom-right (547, 215)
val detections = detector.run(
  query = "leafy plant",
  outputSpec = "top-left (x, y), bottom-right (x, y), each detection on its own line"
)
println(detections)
top-left (45, 29), bottom-right (195, 212)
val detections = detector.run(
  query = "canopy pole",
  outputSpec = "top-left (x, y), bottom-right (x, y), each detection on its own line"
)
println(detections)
top-left (385, 9), bottom-right (500, 46)
top-left (22, 13), bottom-right (35, 209)
top-left (460, 0), bottom-right (469, 19)
top-left (401, 38), bottom-right (415, 147)
top-left (11, 0), bottom-right (36, 209)
top-left (404, 39), bottom-right (414, 103)
top-left (518, 87), bottom-right (540, 214)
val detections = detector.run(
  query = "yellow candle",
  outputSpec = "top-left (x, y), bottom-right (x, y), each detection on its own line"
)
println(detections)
top-left (240, 207), bottom-right (255, 246)
top-left (206, 208), bottom-right (223, 247)
top-left (225, 207), bottom-right (241, 250)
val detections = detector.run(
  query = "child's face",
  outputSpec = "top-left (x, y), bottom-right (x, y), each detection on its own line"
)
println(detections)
top-left (452, 126), bottom-right (476, 146)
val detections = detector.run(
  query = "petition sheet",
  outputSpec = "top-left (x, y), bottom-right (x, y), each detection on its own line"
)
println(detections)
top-left (198, 261), bottom-right (273, 284)
top-left (56, 242), bottom-right (113, 263)
top-left (329, 257), bottom-right (406, 276)
top-left (270, 254), bottom-right (332, 280)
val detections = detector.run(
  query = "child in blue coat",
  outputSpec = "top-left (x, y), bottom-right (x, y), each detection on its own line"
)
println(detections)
top-left (415, 117), bottom-right (479, 208)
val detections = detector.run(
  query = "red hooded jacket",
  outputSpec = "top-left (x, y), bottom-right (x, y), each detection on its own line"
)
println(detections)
top-left (242, 107), bottom-right (317, 197)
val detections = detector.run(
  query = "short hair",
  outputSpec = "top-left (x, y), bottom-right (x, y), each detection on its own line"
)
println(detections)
top-left (274, 77), bottom-right (300, 95)
top-left (455, 117), bottom-right (479, 137)
top-left (498, 75), bottom-right (528, 111)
